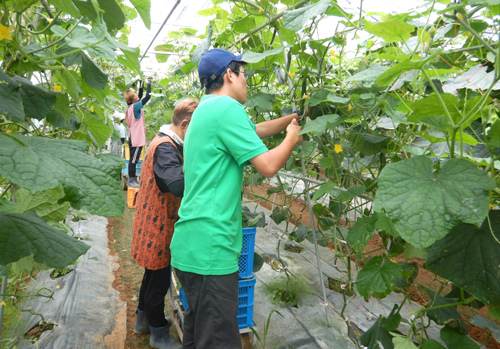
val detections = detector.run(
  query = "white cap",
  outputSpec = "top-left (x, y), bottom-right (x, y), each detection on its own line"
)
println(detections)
top-left (113, 111), bottom-right (125, 120)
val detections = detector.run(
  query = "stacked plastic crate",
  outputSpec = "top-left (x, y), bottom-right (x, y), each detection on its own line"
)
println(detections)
top-left (237, 227), bottom-right (257, 329)
top-left (179, 227), bottom-right (257, 329)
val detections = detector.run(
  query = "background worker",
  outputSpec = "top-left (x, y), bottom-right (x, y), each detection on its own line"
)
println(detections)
top-left (124, 76), bottom-right (153, 188)
top-left (117, 114), bottom-right (127, 145)
top-left (170, 48), bottom-right (303, 348)
top-left (130, 98), bottom-right (199, 349)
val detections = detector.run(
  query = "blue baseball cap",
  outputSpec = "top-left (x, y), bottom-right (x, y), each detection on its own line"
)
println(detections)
top-left (198, 48), bottom-right (245, 83)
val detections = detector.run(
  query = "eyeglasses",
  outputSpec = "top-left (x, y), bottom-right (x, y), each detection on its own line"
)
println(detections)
top-left (236, 70), bottom-right (250, 80)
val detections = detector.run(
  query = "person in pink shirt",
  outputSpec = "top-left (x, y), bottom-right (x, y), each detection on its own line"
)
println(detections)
top-left (124, 77), bottom-right (153, 188)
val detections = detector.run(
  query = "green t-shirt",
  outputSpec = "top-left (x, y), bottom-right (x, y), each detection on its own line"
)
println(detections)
top-left (170, 95), bottom-right (268, 275)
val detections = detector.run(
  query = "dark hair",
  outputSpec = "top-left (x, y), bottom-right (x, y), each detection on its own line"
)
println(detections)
top-left (201, 61), bottom-right (243, 94)
top-left (172, 98), bottom-right (199, 125)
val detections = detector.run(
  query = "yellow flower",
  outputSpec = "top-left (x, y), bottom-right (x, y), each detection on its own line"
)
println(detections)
top-left (457, 13), bottom-right (463, 20)
top-left (348, 103), bottom-right (353, 111)
top-left (0, 24), bottom-right (13, 41)
top-left (330, 49), bottom-right (336, 56)
top-left (53, 84), bottom-right (62, 92)
top-left (288, 72), bottom-right (295, 77)
top-left (56, 285), bottom-right (61, 289)
top-left (259, 7), bottom-right (263, 12)
top-left (0, 301), bottom-right (6, 306)
top-left (91, 106), bottom-right (95, 113)
top-left (46, 18), bottom-right (53, 23)
top-left (334, 144), bottom-right (343, 153)
top-left (6, 130), bottom-right (12, 134)
top-left (468, 31), bottom-right (472, 36)
top-left (195, 76), bottom-right (199, 80)
top-left (490, 204), bottom-right (495, 210)
top-left (302, 93), bottom-right (308, 99)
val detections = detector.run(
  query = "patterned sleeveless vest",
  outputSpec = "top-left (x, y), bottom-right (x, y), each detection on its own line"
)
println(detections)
top-left (131, 135), bottom-right (182, 270)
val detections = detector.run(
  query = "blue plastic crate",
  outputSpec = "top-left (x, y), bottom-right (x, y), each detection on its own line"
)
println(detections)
top-left (237, 277), bottom-right (256, 329)
top-left (179, 287), bottom-right (188, 310)
top-left (239, 227), bottom-right (256, 279)
top-left (122, 160), bottom-right (142, 176)
top-left (178, 277), bottom-right (256, 329)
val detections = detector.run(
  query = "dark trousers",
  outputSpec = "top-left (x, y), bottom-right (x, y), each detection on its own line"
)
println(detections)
top-left (174, 269), bottom-right (241, 349)
top-left (128, 137), bottom-right (142, 178)
top-left (138, 266), bottom-right (171, 328)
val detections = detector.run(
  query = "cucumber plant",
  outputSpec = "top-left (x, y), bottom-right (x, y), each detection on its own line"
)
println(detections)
top-left (151, 0), bottom-right (500, 347)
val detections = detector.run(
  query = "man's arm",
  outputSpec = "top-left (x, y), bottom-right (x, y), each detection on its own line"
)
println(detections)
top-left (255, 112), bottom-right (298, 139)
top-left (250, 119), bottom-right (302, 178)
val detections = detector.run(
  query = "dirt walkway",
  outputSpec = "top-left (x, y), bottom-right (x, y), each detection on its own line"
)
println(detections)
top-left (107, 192), bottom-right (180, 348)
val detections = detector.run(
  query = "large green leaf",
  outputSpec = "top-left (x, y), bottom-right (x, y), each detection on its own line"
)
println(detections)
top-left (97, 0), bottom-right (126, 31)
top-left (299, 114), bottom-right (340, 135)
top-left (0, 71), bottom-right (24, 122)
top-left (376, 59), bottom-right (428, 86)
top-left (49, 0), bottom-right (81, 18)
top-left (16, 187), bottom-right (69, 222)
top-left (392, 334), bottom-right (418, 349)
top-left (409, 94), bottom-right (461, 125)
top-left (426, 211), bottom-right (500, 307)
top-left (66, 26), bottom-right (96, 49)
top-left (73, 0), bottom-right (98, 20)
top-left (12, 0), bottom-right (37, 12)
top-left (129, 0), bottom-right (151, 29)
top-left (356, 256), bottom-right (402, 298)
top-left (440, 327), bottom-right (480, 349)
top-left (346, 133), bottom-right (390, 156)
top-left (191, 25), bottom-right (213, 66)
top-left (61, 69), bottom-right (80, 101)
top-left (359, 316), bottom-right (394, 349)
top-left (81, 53), bottom-right (108, 90)
top-left (364, 17), bottom-right (415, 43)
top-left (0, 134), bottom-right (124, 217)
top-left (242, 47), bottom-right (284, 64)
top-left (469, 315), bottom-right (500, 343)
top-left (311, 181), bottom-right (335, 201)
top-left (346, 65), bottom-right (389, 82)
top-left (426, 289), bottom-right (462, 325)
top-left (0, 211), bottom-right (90, 268)
top-left (307, 89), bottom-right (330, 106)
top-left (420, 340), bottom-right (446, 349)
top-left (373, 156), bottom-right (495, 249)
top-left (82, 112), bottom-right (113, 147)
top-left (347, 216), bottom-right (376, 252)
top-left (46, 110), bottom-right (81, 131)
top-left (120, 47), bottom-right (142, 77)
top-left (14, 76), bottom-right (59, 120)
top-left (245, 93), bottom-right (275, 112)
top-left (283, 0), bottom-right (331, 32)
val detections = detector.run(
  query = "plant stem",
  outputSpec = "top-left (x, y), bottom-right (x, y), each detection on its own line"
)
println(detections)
top-left (38, 38), bottom-right (105, 61)
top-left (228, 0), bottom-right (310, 49)
top-left (421, 70), bottom-right (456, 127)
top-left (450, 14), bottom-right (497, 55)
top-left (28, 17), bottom-right (83, 54)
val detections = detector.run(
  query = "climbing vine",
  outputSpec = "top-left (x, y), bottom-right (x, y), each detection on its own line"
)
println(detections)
top-left (151, 0), bottom-right (500, 347)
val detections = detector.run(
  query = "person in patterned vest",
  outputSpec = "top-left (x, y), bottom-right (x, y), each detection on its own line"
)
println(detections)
top-left (130, 98), bottom-right (199, 349)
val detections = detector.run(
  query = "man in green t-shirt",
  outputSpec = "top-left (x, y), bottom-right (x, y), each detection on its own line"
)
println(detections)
top-left (170, 48), bottom-right (303, 348)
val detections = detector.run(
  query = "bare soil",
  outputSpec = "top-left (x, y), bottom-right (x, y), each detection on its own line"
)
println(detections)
top-left (107, 192), bottom-right (180, 349)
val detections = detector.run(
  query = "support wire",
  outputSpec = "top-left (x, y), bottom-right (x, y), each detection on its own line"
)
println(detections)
top-left (140, 0), bottom-right (182, 63)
